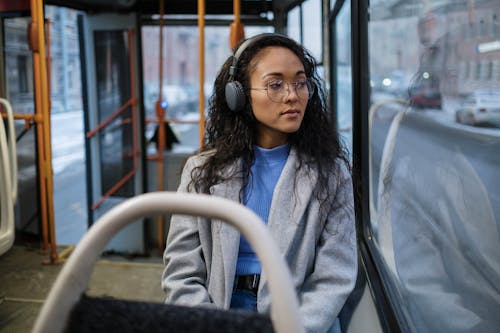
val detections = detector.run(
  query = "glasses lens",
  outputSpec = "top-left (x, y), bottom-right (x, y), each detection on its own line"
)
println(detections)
top-left (296, 79), bottom-right (313, 100)
top-left (267, 79), bottom-right (313, 102)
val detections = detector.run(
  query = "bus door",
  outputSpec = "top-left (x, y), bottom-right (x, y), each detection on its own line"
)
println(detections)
top-left (78, 12), bottom-right (145, 253)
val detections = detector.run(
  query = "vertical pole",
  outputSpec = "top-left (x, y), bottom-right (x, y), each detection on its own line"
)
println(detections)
top-left (198, 0), bottom-right (205, 149)
top-left (156, 0), bottom-right (166, 254)
top-left (234, 0), bottom-right (240, 19)
top-left (30, 0), bottom-right (58, 263)
top-left (29, 0), bottom-right (48, 254)
top-left (229, 0), bottom-right (245, 50)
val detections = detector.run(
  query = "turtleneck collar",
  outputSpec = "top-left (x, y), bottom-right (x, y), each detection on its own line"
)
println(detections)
top-left (253, 143), bottom-right (290, 165)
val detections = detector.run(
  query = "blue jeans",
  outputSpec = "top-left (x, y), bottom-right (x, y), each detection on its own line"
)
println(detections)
top-left (230, 289), bottom-right (257, 312)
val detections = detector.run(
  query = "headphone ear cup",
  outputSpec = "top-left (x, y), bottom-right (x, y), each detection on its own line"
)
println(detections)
top-left (225, 81), bottom-right (246, 112)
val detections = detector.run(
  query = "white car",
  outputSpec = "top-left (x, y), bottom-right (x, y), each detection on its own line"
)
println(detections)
top-left (455, 90), bottom-right (500, 127)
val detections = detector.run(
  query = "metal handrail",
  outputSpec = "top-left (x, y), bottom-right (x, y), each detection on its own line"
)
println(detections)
top-left (0, 99), bottom-right (15, 256)
top-left (32, 192), bottom-right (304, 333)
top-left (0, 98), bottom-right (18, 202)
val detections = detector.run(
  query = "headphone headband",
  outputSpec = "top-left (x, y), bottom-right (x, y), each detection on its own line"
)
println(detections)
top-left (228, 32), bottom-right (285, 80)
top-left (225, 32), bottom-right (289, 112)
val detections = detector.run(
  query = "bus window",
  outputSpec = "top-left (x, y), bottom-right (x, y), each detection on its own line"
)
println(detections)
top-left (302, 0), bottom-right (322, 63)
top-left (141, 25), bottom-right (272, 154)
top-left (368, 1), bottom-right (500, 332)
top-left (287, 6), bottom-right (301, 45)
top-left (334, 1), bottom-right (352, 156)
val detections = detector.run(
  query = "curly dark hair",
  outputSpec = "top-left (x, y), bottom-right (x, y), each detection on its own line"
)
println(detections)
top-left (189, 33), bottom-right (349, 204)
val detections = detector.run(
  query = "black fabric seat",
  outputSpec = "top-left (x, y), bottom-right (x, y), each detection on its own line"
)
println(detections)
top-left (65, 295), bottom-right (274, 333)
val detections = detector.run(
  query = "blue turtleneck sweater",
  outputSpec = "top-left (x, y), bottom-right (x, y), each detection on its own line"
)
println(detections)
top-left (236, 143), bottom-right (290, 275)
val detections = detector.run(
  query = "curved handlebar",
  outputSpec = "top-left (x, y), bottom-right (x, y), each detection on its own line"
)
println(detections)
top-left (0, 98), bottom-right (17, 202)
top-left (32, 192), bottom-right (304, 333)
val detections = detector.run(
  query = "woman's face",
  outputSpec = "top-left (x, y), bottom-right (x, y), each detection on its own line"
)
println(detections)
top-left (248, 46), bottom-right (308, 148)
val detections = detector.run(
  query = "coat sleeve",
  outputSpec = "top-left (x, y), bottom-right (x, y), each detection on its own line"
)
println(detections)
top-left (161, 156), bottom-right (213, 306)
top-left (299, 161), bottom-right (358, 333)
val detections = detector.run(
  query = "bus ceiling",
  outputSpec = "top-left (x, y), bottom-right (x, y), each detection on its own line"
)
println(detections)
top-left (41, 0), bottom-right (297, 17)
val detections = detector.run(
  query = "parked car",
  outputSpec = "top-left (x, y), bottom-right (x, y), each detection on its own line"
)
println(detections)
top-left (455, 90), bottom-right (500, 128)
top-left (409, 85), bottom-right (442, 109)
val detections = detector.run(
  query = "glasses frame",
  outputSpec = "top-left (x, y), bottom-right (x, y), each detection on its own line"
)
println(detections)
top-left (249, 78), bottom-right (314, 103)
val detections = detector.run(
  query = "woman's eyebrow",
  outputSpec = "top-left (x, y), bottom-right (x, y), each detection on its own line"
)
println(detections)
top-left (261, 70), bottom-right (306, 80)
top-left (261, 72), bottom-right (284, 79)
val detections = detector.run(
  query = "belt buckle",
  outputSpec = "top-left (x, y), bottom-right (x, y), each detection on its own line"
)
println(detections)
top-left (249, 274), bottom-right (259, 290)
top-left (234, 274), bottom-right (260, 293)
top-left (250, 274), bottom-right (259, 290)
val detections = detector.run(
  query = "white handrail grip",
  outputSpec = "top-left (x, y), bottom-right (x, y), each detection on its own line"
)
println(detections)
top-left (368, 98), bottom-right (408, 229)
top-left (32, 192), bottom-right (304, 333)
top-left (0, 98), bottom-right (17, 202)
top-left (0, 100), bottom-right (14, 256)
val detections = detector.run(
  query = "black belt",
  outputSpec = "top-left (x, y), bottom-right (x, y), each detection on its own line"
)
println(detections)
top-left (234, 274), bottom-right (260, 294)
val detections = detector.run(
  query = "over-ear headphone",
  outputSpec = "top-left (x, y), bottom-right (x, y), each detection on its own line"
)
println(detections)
top-left (225, 33), bottom-right (282, 112)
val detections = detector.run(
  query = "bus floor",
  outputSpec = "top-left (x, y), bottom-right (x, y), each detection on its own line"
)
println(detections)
top-left (0, 241), bottom-right (164, 333)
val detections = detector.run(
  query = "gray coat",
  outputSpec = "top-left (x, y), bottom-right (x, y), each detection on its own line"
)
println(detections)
top-left (162, 148), bottom-right (357, 333)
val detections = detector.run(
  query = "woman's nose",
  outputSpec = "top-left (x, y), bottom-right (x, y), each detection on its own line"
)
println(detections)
top-left (283, 82), bottom-right (299, 101)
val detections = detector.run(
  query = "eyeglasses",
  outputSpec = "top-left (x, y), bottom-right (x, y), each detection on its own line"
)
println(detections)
top-left (249, 78), bottom-right (314, 103)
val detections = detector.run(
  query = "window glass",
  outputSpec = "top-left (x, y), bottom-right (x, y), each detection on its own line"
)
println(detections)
top-left (287, 6), bottom-right (301, 43)
top-left (4, 7), bottom-right (86, 244)
top-left (4, 17), bottom-right (39, 236)
top-left (141, 25), bottom-right (272, 154)
top-left (302, 0), bottom-right (322, 62)
top-left (94, 30), bottom-right (134, 197)
top-left (335, 2), bottom-right (352, 156)
top-left (368, 1), bottom-right (500, 332)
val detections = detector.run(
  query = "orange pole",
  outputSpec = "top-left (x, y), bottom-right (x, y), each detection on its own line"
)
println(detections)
top-left (234, 0), bottom-right (240, 18)
top-left (198, 0), bottom-right (205, 148)
top-left (45, 19), bottom-right (51, 109)
top-left (30, 0), bottom-right (58, 264)
top-left (229, 0), bottom-right (245, 50)
top-left (29, 13), bottom-right (49, 255)
top-left (156, 0), bottom-right (166, 254)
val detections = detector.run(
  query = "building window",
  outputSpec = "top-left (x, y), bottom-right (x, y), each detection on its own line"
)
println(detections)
top-left (475, 61), bottom-right (481, 80)
top-left (17, 55), bottom-right (28, 93)
top-left (493, 14), bottom-right (498, 36)
top-left (479, 19), bottom-right (486, 37)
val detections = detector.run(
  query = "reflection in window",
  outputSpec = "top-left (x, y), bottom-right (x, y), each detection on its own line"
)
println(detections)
top-left (334, 2), bottom-right (352, 155)
top-left (368, 1), bottom-right (500, 332)
top-left (302, 0), bottom-right (322, 62)
top-left (287, 6), bottom-right (301, 44)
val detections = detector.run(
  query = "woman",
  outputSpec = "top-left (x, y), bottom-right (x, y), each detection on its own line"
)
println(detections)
top-left (162, 33), bottom-right (357, 333)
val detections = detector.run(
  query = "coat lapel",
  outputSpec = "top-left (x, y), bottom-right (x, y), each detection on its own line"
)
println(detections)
top-left (267, 148), bottom-right (317, 256)
top-left (209, 161), bottom-right (242, 301)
